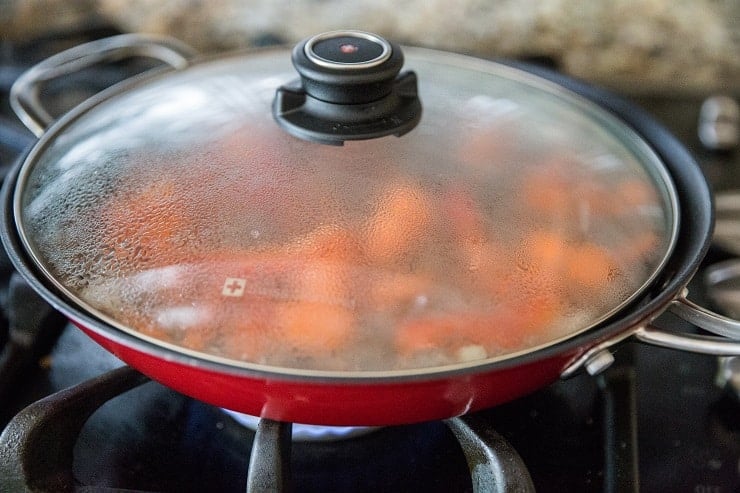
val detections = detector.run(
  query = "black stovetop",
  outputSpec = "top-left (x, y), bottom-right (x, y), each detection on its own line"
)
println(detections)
top-left (3, 317), bottom-right (738, 492)
top-left (0, 28), bottom-right (738, 493)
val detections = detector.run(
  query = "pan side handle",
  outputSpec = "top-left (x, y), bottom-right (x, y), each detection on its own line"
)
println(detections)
top-left (632, 325), bottom-right (740, 354)
top-left (561, 324), bottom-right (740, 379)
top-left (10, 33), bottom-right (195, 137)
top-left (667, 296), bottom-right (740, 340)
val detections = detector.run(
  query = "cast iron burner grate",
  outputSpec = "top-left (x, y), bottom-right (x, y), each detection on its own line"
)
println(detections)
top-left (4, 330), bottom-right (737, 492)
top-left (0, 364), bottom-right (602, 492)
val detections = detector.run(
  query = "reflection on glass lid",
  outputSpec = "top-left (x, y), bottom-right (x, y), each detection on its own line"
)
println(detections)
top-left (16, 48), bottom-right (677, 374)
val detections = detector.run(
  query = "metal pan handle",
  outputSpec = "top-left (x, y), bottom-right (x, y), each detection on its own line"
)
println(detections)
top-left (668, 295), bottom-right (740, 340)
top-left (562, 326), bottom-right (740, 379)
top-left (566, 260), bottom-right (740, 378)
top-left (562, 284), bottom-right (740, 379)
top-left (10, 33), bottom-right (196, 137)
top-left (633, 325), bottom-right (740, 353)
top-left (667, 260), bottom-right (740, 339)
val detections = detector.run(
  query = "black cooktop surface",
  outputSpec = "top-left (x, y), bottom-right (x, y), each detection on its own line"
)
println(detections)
top-left (0, 28), bottom-right (739, 493)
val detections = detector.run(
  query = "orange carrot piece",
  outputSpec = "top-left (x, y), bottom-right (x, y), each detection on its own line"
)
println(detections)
top-left (395, 315), bottom-right (461, 357)
top-left (396, 306), bottom-right (541, 361)
top-left (363, 181), bottom-right (433, 263)
top-left (520, 166), bottom-right (573, 216)
top-left (180, 326), bottom-right (212, 352)
top-left (278, 301), bottom-right (355, 353)
top-left (442, 186), bottom-right (488, 241)
top-left (286, 224), bottom-right (363, 262)
top-left (272, 255), bottom-right (356, 354)
top-left (520, 230), bottom-right (568, 273)
top-left (460, 311), bottom-right (526, 352)
top-left (566, 243), bottom-right (615, 288)
top-left (104, 180), bottom-right (187, 265)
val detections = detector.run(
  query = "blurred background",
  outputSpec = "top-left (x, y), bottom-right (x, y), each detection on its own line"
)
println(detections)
top-left (2, 0), bottom-right (739, 95)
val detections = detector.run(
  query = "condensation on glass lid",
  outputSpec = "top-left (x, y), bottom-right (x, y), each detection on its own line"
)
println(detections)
top-left (24, 136), bottom-right (671, 372)
top-left (16, 51), bottom-right (676, 373)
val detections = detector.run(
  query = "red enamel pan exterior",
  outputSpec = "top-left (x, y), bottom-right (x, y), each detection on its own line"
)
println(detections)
top-left (79, 321), bottom-right (572, 425)
top-left (3, 34), bottom-right (739, 426)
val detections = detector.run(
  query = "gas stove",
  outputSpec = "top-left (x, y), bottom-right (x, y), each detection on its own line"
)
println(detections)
top-left (0, 29), bottom-right (738, 493)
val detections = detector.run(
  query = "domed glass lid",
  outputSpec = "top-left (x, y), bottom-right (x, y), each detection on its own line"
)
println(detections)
top-left (15, 35), bottom-right (678, 375)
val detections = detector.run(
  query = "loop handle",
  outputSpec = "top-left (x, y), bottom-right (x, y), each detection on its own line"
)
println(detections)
top-left (562, 291), bottom-right (740, 379)
top-left (668, 294), bottom-right (740, 340)
top-left (10, 33), bottom-right (195, 137)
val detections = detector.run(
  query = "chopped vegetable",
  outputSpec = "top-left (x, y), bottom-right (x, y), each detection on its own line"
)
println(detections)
top-left (363, 181), bottom-right (433, 263)
top-left (83, 131), bottom-right (666, 372)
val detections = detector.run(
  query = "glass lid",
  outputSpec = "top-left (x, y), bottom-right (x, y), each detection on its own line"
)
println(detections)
top-left (15, 32), bottom-right (678, 375)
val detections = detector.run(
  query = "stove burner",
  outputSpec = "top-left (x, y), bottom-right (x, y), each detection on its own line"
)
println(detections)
top-left (224, 410), bottom-right (380, 442)
top-left (0, 366), bottom-right (535, 492)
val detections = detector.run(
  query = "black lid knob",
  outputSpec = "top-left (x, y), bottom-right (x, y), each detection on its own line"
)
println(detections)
top-left (293, 31), bottom-right (402, 104)
top-left (273, 30), bottom-right (422, 145)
